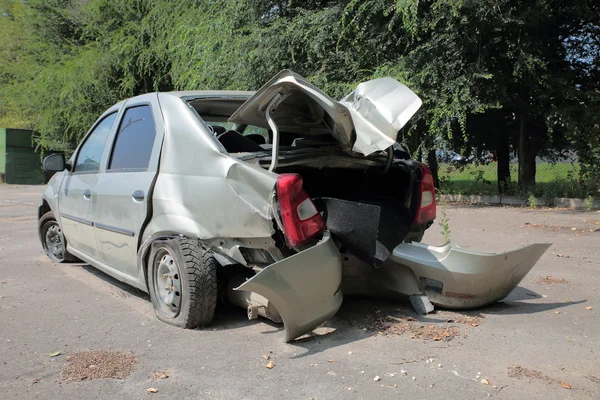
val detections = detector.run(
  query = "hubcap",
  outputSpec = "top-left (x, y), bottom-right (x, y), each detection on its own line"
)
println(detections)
top-left (154, 251), bottom-right (182, 316)
top-left (44, 223), bottom-right (65, 261)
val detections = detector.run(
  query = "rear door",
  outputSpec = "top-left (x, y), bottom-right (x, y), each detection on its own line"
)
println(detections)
top-left (59, 112), bottom-right (118, 259)
top-left (92, 95), bottom-right (164, 278)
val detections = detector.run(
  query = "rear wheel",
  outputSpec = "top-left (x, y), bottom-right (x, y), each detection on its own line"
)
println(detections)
top-left (148, 238), bottom-right (218, 328)
top-left (39, 211), bottom-right (78, 263)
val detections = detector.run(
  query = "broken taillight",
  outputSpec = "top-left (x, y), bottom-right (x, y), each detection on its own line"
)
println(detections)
top-left (414, 164), bottom-right (437, 224)
top-left (275, 174), bottom-right (325, 248)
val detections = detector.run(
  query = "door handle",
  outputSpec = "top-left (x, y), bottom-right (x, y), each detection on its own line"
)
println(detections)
top-left (132, 190), bottom-right (145, 202)
top-left (83, 189), bottom-right (91, 200)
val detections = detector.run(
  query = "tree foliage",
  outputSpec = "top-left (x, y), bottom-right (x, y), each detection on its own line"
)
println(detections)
top-left (0, 0), bottom-right (598, 191)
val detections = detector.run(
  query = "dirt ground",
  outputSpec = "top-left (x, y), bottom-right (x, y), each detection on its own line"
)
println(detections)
top-left (1, 185), bottom-right (599, 399)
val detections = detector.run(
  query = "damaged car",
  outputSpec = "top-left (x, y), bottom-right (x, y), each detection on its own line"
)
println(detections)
top-left (39, 70), bottom-right (550, 341)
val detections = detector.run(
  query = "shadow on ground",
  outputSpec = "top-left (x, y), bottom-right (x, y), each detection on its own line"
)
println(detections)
top-left (71, 263), bottom-right (585, 358)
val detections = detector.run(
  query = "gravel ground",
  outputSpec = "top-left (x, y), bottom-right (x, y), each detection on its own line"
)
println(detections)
top-left (0, 185), bottom-right (599, 399)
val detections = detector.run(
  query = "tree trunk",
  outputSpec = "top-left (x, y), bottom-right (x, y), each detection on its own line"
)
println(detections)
top-left (427, 148), bottom-right (440, 189)
top-left (518, 114), bottom-right (536, 189)
top-left (497, 133), bottom-right (511, 193)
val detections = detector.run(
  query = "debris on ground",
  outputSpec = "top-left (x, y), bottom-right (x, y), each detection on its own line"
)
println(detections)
top-left (585, 375), bottom-right (600, 383)
top-left (261, 354), bottom-right (270, 360)
top-left (560, 381), bottom-right (572, 390)
top-left (507, 365), bottom-right (572, 389)
top-left (374, 376), bottom-right (381, 381)
top-left (368, 315), bottom-right (459, 341)
top-left (537, 276), bottom-right (569, 285)
top-left (444, 314), bottom-right (483, 327)
top-left (507, 365), bottom-right (552, 382)
top-left (586, 306), bottom-right (593, 311)
top-left (521, 223), bottom-right (600, 234)
top-left (390, 359), bottom-right (416, 365)
top-left (62, 350), bottom-right (135, 381)
top-left (48, 351), bottom-right (61, 357)
top-left (481, 378), bottom-right (491, 385)
top-left (266, 360), bottom-right (275, 369)
top-left (146, 388), bottom-right (159, 393)
top-left (151, 371), bottom-right (169, 380)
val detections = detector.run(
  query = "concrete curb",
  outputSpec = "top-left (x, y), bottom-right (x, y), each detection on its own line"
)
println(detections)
top-left (440, 194), bottom-right (600, 209)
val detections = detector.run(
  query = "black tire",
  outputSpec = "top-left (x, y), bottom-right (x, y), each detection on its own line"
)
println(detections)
top-left (148, 238), bottom-right (218, 329)
top-left (39, 211), bottom-right (78, 263)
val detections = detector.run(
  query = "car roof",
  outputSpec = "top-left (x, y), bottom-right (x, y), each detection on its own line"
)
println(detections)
top-left (168, 90), bottom-right (255, 99)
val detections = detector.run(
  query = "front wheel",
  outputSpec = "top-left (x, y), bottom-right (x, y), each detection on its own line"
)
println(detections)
top-left (148, 238), bottom-right (218, 328)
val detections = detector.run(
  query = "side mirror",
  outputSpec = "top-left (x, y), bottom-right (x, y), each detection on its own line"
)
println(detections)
top-left (43, 154), bottom-right (66, 172)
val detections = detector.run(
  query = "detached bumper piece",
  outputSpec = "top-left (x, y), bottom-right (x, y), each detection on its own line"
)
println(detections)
top-left (389, 241), bottom-right (552, 309)
top-left (235, 232), bottom-right (343, 342)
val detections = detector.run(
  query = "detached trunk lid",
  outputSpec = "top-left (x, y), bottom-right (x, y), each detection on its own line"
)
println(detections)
top-left (229, 70), bottom-right (422, 156)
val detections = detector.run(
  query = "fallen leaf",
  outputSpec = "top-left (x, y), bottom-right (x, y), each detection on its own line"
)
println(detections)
top-left (0, 281), bottom-right (7, 284)
top-left (586, 306), bottom-right (592, 311)
top-left (146, 388), bottom-right (159, 393)
top-left (160, 372), bottom-right (168, 379)
top-left (432, 337), bottom-right (442, 341)
top-left (471, 323), bottom-right (479, 327)
top-left (32, 378), bottom-right (40, 384)
top-left (48, 351), bottom-right (61, 357)
top-left (266, 360), bottom-right (275, 369)
top-left (557, 254), bottom-right (564, 257)
top-left (560, 381), bottom-right (571, 389)
top-left (481, 378), bottom-right (491, 385)
top-left (406, 317), bottom-right (416, 321)
top-left (555, 311), bottom-right (561, 314)
top-left (327, 360), bottom-right (335, 363)
top-left (261, 354), bottom-right (270, 360)
top-left (571, 227), bottom-right (577, 231)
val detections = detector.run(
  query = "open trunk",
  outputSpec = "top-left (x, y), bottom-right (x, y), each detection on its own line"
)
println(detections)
top-left (183, 71), bottom-right (551, 342)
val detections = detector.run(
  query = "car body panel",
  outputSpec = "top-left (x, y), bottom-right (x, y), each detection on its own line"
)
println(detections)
top-left (340, 77), bottom-right (422, 155)
top-left (235, 232), bottom-right (343, 342)
top-left (92, 94), bottom-right (165, 279)
top-left (341, 242), bottom-right (551, 310)
top-left (387, 241), bottom-right (552, 308)
top-left (228, 70), bottom-right (421, 156)
top-left (137, 92), bottom-right (280, 280)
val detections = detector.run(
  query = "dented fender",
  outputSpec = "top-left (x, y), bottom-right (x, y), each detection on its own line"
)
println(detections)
top-left (235, 232), bottom-right (343, 342)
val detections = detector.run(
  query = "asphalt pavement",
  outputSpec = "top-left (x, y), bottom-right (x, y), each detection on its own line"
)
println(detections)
top-left (0, 185), bottom-right (598, 399)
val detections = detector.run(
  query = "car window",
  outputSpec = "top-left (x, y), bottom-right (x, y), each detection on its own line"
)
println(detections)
top-left (74, 113), bottom-right (117, 173)
top-left (205, 121), bottom-right (235, 131)
top-left (109, 105), bottom-right (156, 171)
top-left (243, 125), bottom-right (269, 143)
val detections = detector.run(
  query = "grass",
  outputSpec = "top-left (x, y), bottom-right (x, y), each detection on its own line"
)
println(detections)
top-left (438, 162), bottom-right (597, 199)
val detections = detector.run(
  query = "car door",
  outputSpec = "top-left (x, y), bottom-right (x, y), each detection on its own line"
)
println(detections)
top-left (59, 112), bottom-right (119, 259)
top-left (92, 95), bottom-right (164, 278)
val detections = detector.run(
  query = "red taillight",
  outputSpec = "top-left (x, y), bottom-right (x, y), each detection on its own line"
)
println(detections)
top-left (275, 174), bottom-right (325, 248)
top-left (414, 164), bottom-right (437, 224)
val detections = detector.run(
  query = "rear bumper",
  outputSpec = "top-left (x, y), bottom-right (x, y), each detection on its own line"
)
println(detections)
top-left (235, 231), bottom-right (343, 341)
top-left (388, 241), bottom-right (552, 308)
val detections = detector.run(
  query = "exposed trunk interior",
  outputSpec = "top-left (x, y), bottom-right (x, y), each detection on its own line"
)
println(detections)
top-left (277, 164), bottom-right (415, 266)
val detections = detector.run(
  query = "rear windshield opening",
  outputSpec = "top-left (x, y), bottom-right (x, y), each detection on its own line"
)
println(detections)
top-left (186, 96), bottom-right (341, 155)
